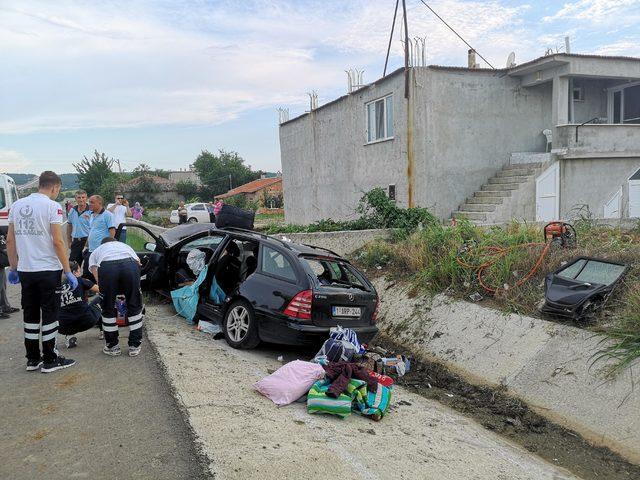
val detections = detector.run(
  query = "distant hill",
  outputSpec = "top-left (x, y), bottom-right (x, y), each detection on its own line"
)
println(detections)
top-left (9, 173), bottom-right (78, 190)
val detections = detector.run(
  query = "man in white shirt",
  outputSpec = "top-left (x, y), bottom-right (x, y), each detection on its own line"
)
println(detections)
top-left (107, 194), bottom-right (131, 243)
top-left (6, 171), bottom-right (79, 373)
top-left (89, 237), bottom-right (144, 357)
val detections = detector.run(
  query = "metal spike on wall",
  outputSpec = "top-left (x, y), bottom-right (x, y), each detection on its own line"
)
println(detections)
top-left (402, 37), bottom-right (427, 67)
top-left (345, 69), bottom-right (365, 93)
top-left (277, 107), bottom-right (289, 124)
top-left (307, 91), bottom-right (318, 111)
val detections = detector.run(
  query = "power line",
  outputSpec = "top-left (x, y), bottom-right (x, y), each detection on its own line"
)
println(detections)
top-left (417, 0), bottom-right (495, 69)
top-left (383, 0), bottom-right (400, 77)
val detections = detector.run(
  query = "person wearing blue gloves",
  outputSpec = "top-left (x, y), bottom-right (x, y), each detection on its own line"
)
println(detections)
top-left (6, 171), bottom-right (78, 373)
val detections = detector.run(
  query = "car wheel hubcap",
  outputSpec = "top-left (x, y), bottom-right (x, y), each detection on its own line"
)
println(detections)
top-left (227, 306), bottom-right (249, 342)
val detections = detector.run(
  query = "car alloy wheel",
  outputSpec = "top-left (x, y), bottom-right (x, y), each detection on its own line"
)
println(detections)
top-left (188, 217), bottom-right (198, 223)
top-left (226, 305), bottom-right (250, 343)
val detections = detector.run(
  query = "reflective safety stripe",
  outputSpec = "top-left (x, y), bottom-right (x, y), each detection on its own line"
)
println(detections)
top-left (42, 321), bottom-right (59, 331)
top-left (24, 332), bottom-right (40, 340)
top-left (24, 322), bottom-right (40, 330)
top-left (128, 312), bottom-right (143, 322)
top-left (128, 321), bottom-right (143, 331)
top-left (42, 330), bottom-right (58, 342)
top-left (102, 324), bottom-right (119, 332)
top-left (102, 316), bottom-right (117, 325)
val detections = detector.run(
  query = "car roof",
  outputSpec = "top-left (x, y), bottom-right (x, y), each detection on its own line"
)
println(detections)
top-left (160, 224), bottom-right (345, 259)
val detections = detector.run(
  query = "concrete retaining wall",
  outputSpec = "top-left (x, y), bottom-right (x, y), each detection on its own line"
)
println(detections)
top-left (272, 229), bottom-right (395, 257)
top-left (372, 277), bottom-right (640, 464)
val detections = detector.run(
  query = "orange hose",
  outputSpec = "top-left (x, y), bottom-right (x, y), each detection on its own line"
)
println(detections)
top-left (457, 241), bottom-right (551, 295)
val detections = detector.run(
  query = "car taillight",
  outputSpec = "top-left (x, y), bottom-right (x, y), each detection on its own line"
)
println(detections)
top-left (0, 211), bottom-right (8, 218)
top-left (284, 289), bottom-right (312, 320)
top-left (371, 298), bottom-right (380, 324)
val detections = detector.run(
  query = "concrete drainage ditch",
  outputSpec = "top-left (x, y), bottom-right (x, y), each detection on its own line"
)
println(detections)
top-left (372, 276), bottom-right (640, 470)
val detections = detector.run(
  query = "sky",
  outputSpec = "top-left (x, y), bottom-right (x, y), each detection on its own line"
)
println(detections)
top-left (1, 0), bottom-right (640, 174)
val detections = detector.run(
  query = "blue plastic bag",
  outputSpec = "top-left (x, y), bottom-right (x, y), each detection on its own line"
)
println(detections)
top-left (171, 266), bottom-right (209, 323)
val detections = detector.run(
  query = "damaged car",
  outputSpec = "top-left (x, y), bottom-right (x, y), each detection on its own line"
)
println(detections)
top-left (116, 223), bottom-right (379, 348)
top-left (540, 257), bottom-right (629, 321)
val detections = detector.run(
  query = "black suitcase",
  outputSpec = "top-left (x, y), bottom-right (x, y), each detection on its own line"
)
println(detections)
top-left (215, 204), bottom-right (255, 230)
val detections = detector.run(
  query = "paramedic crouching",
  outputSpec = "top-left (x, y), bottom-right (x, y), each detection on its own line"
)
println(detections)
top-left (89, 237), bottom-right (144, 357)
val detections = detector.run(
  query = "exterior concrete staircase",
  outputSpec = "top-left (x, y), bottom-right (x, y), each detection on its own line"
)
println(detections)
top-left (452, 162), bottom-right (545, 225)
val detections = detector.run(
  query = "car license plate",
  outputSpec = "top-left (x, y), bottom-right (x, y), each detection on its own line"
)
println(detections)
top-left (332, 306), bottom-right (361, 317)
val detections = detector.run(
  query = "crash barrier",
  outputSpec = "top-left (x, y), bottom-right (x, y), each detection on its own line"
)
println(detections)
top-left (372, 277), bottom-right (640, 464)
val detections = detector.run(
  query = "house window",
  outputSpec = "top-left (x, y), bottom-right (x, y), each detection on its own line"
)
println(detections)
top-left (609, 83), bottom-right (640, 124)
top-left (572, 87), bottom-right (584, 102)
top-left (366, 94), bottom-right (393, 143)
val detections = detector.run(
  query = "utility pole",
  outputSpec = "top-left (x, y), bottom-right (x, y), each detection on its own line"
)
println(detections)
top-left (229, 174), bottom-right (232, 190)
top-left (114, 159), bottom-right (123, 173)
top-left (402, 0), bottom-right (409, 99)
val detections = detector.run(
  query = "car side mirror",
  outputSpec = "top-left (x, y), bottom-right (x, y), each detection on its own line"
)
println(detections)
top-left (144, 242), bottom-right (156, 252)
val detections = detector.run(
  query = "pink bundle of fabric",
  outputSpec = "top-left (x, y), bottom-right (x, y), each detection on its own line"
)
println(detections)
top-left (253, 360), bottom-right (326, 406)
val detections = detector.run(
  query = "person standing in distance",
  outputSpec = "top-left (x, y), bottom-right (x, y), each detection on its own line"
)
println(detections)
top-left (107, 194), bottom-right (131, 243)
top-left (177, 201), bottom-right (188, 224)
top-left (67, 190), bottom-right (91, 266)
top-left (83, 195), bottom-right (116, 280)
top-left (6, 171), bottom-right (78, 373)
top-left (89, 237), bottom-right (144, 357)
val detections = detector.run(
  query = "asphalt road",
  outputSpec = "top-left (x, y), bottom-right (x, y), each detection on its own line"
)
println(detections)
top-left (0, 284), bottom-right (210, 480)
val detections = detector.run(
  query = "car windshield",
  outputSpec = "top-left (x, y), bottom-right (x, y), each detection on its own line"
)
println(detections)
top-left (557, 259), bottom-right (627, 286)
top-left (302, 256), bottom-right (368, 290)
top-left (160, 224), bottom-right (215, 247)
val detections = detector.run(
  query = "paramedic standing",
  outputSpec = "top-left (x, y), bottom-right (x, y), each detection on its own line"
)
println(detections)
top-left (83, 195), bottom-right (116, 279)
top-left (67, 189), bottom-right (91, 266)
top-left (89, 237), bottom-right (144, 357)
top-left (6, 171), bottom-right (78, 373)
top-left (107, 194), bottom-right (131, 243)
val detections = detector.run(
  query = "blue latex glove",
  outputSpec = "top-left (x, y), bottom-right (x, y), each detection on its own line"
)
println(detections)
top-left (7, 270), bottom-right (19, 284)
top-left (65, 271), bottom-right (79, 290)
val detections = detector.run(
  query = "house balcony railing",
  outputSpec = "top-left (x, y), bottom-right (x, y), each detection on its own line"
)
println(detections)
top-left (555, 124), bottom-right (640, 159)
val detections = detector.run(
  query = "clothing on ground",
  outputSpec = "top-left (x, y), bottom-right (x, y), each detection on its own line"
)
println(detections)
top-left (307, 378), bottom-right (392, 421)
top-left (68, 205), bottom-right (91, 239)
top-left (20, 270), bottom-right (62, 363)
top-left (88, 241), bottom-right (139, 270)
top-left (322, 361), bottom-right (378, 398)
top-left (87, 209), bottom-right (116, 252)
top-left (98, 258), bottom-right (143, 348)
top-left (8, 193), bottom-right (63, 272)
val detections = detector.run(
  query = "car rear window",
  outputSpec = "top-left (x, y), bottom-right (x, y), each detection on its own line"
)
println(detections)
top-left (302, 257), bottom-right (368, 290)
top-left (557, 259), bottom-right (626, 286)
top-left (262, 246), bottom-right (297, 282)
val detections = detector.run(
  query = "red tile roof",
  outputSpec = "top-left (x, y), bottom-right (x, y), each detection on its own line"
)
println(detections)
top-left (215, 177), bottom-right (282, 199)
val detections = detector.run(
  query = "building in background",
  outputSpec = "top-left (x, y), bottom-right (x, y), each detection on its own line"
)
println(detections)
top-left (279, 52), bottom-right (640, 225)
top-left (215, 176), bottom-right (283, 210)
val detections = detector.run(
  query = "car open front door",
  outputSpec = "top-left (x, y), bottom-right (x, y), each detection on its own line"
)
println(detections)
top-left (115, 223), bottom-right (166, 290)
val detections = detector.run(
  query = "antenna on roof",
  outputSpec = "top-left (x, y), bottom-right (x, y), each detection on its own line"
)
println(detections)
top-left (277, 107), bottom-right (289, 124)
top-left (506, 51), bottom-right (516, 68)
top-left (345, 69), bottom-right (365, 93)
top-left (307, 91), bottom-right (318, 111)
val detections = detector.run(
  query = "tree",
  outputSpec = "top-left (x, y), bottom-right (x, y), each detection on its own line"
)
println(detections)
top-left (73, 150), bottom-right (116, 195)
top-left (193, 150), bottom-right (260, 199)
top-left (176, 180), bottom-right (200, 199)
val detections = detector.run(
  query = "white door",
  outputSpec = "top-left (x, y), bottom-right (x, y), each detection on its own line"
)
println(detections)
top-left (630, 180), bottom-right (640, 218)
top-left (603, 188), bottom-right (622, 219)
top-left (536, 163), bottom-right (559, 222)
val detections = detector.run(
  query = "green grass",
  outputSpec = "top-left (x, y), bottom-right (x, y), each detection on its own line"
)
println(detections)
top-left (125, 231), bottom-right (148, 252)
top-left (354, 219), bottom-right (640, 374)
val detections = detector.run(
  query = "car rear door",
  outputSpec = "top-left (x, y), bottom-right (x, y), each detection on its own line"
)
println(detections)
top-left (115, 223), bottom-right (166, 290)
top-left (301, 256), bottom-right (377, 328)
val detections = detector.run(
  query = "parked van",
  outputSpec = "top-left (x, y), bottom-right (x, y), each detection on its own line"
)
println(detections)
top-left (0, 174), bottom-right (20, 235)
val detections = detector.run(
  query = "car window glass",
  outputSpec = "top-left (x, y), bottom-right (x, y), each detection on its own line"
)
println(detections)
top-left (557, 259), bottom-right (587, 279)
top-left (180, 235), bottom-right (224, 253)
top-left (575, 261), bottom-right (626, 285)
top-left (261, 246), bottom-right (296, 281)
top-left (303, 257), bottom-right (365, 288)
top-left (191, 204), bottom-right (205, 211)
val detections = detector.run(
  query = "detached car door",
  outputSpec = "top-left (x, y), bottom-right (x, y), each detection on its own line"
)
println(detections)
top-left (115, 223), bottom-right (166, 290)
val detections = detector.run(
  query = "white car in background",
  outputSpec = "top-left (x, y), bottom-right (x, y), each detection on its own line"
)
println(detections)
top-left (0, 174), bottom-right (20, 235)
top-left (169, 202), bottom-right (211, 224)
